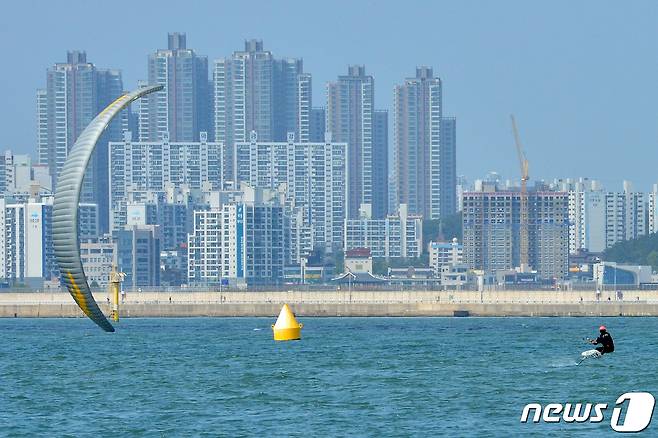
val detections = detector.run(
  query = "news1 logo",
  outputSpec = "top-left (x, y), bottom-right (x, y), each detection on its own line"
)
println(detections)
top-left (521, 392), bottom-right (656, 432)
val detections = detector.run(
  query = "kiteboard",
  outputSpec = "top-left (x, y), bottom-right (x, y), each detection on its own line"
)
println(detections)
top-left (581, 349), bottom-right (602, 359)
top-left (577, 349), bottom-right (602, 365)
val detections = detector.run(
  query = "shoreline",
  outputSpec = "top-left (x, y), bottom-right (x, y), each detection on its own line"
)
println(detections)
top-left (2, 290), bottom-right (657, 318)
top-left (2, 303), bottom-right (656, 318)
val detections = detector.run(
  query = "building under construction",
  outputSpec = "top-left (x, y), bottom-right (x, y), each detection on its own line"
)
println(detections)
top-left (462, 182), bottom-right (569, 280)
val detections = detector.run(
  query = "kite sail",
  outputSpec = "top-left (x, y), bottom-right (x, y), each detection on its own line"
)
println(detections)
top-left (53, 85), bottom-right (163, 332)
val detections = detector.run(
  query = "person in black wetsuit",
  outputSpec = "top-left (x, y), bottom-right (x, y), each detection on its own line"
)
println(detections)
top-left (590, 325), bottom-right (614, 355)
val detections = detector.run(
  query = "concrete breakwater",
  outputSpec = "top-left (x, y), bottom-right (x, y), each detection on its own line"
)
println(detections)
top-left (1, 290), bottom-right (658, 317)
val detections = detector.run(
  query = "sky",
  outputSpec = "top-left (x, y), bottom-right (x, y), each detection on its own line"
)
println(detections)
top-left (1, 0), bottom-right (657, 190)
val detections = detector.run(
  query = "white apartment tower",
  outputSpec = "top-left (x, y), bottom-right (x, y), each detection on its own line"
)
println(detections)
top-left (37, 51), bottom-right (125, 232)
top-left (0, 197), bottom-right (57, 283)
top-left (235, 132), bottom-right (347, 251)
top-left (394, 67), bottom-right (456, 219)
top-left (559, 178), bottom-right (646, 254)
top-left (187, 185), bottom-right (285, 285)
top-left (214, 40), bottom-right (310, 182)
top-left (649, 184), bottom-right (658, 234)
top-left (327, 65), bottom-right (388, 219)
top-left (139, 33), bottom-right (209, 143)
top-left (109, 131), bottom-right (223, 230)
top-left (344, 204), bottom-right (423, 259)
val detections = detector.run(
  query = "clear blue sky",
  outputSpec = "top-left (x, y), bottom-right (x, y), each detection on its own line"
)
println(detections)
top-left (1, 0), bottom-right (657, 190)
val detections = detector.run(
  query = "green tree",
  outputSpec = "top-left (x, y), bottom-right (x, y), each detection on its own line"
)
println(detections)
top-left (422, 212), bottom-right (462, 254)
top-left (422, 219), bottom-right (441, 251)
top-left (647, 250), bottom-right (658, 271)
top-left (603, 232), bottom-right (658, 271)
top-left (372, 258), bottom-right (388, 275)
top-left (441, 212), bottom-right (463, 241)
top-left (333, 250), bottom-right (345, 273)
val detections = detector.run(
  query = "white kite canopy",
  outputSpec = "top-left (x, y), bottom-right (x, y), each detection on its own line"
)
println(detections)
top-left (52, 85), bottom-right (163, 332)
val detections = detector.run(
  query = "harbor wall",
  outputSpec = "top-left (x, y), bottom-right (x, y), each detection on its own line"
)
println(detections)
top-left (1, 290), bottom-right (657, 317)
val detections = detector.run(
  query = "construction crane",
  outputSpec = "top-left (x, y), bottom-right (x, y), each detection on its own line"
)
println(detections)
top-left (511, 115), bottom-right (530, 271)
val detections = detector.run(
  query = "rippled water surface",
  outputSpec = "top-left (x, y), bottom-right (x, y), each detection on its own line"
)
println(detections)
top-left (0, 317), bottom-right (656, 436)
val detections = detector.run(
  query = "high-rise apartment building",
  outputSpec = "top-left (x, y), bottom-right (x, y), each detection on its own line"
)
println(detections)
top-left (394, 67), bottom-right (456, 220)
top-left (456, 176), bottom-right (469, 213)
top-left (554, 178), bottom-right (597, 254)
top-left (187, 185), bottom-right (285, 285)
top-left (440, 116), bottom-right (457, 216)
top-left (116, 225), bottom-right (161, 287)
top-left (285, 206), bottom-right (314, 265)
top-left (139, 33), bottom-right (209, 143)
top-left (344, 204), bottom-right (423, 259)
top-left (580, 190), bottom-right (607, 253)
top-left (235, 132), bottom-right (347, 250)
top-left (281, 68), bottom-right (311, 143)
top-left (462, 185), bottom-right (569, 279)
top-left (557, 178), bottom-right (646, 253)
top-left (373, 110), bottom-right (389, 220)
top-left (606, 181), bottom-right (646, 249)
top-left (0, 195), bottom-right (100, 285)
top-left (0, 197), bottom-right (57, 284)
top-left (78, 203), bottom-right (99, 240)
top-left (109, 131), bottom-right (223, 230)
top-left (37, 51), bottom-right (125, 232)
top-left (327, 65), bottom-right (387, 219)
top-left (309, 107), bottom-right (326, 142)
top-left (649, 186), bottom-right (657, 235)
top-left (214, 40), bottom-right (310, 182)
top-left (124, 185), bottom-right (198, 277)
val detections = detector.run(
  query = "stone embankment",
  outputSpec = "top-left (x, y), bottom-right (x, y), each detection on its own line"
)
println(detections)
top-left (1, 290), bottom-right (656, 317)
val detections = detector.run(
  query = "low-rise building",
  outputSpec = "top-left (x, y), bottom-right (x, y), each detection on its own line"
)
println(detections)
top-left (80, 235), bottom-right (116, 288)
top-left (345, 248), bottom-right (373, 274)
top-left (593, 262), bottom-right (652, 287)
top-left (440, 263), bottom-right (470, 288)
top-left (388, 266), bottom-right (440, 287)
top-left (0, 151), bottom-right (52, 195)
top-left (429, 238), bottom-right (463, 276)
top-left (160, 250), bottom-right (186, 286)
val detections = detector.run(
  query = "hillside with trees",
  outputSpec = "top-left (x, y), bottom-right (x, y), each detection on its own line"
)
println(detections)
top-left (603, 233), bottom-right (658, 270)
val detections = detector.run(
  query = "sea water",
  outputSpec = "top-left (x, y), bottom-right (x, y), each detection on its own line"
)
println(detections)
top-left (0, 317), bottom-right (656, 436)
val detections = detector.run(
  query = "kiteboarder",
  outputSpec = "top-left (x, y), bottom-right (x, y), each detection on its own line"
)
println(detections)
top-left (589, 325), bottom-right (615, 355)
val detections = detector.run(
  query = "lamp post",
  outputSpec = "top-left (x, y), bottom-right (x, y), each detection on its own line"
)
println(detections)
top-left (348, 273), bottom-right (352, 303)
top-left (300, 257), bottom-right (307, 286)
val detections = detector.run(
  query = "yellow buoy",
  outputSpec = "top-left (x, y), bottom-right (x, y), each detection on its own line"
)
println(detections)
top-left (272, 304), bottom-right (303, 341)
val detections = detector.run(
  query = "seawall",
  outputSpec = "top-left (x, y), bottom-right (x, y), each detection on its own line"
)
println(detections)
top-left (1, 290), bottom-right (657, 317)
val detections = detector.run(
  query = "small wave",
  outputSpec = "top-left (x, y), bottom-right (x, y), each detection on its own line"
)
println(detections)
top-left (547, 359), bottom-right (579, 368)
